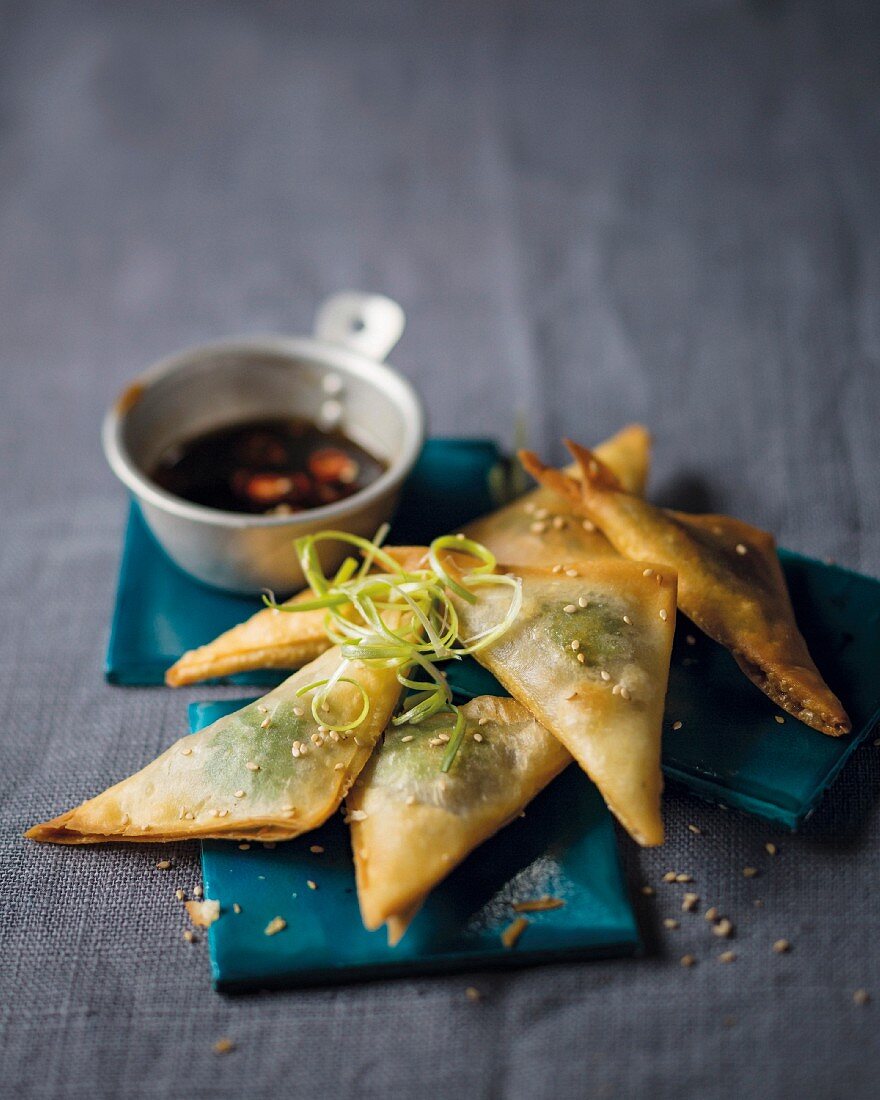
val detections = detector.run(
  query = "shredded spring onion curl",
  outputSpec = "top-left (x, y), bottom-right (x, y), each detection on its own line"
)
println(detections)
top-left (263, 529), bottom-right (521, 769)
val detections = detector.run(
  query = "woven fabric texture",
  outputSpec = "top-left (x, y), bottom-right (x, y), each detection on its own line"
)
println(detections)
top-left (1, 2), bottom-right (879, 1097)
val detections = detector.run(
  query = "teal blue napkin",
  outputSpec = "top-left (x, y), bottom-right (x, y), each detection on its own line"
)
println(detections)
top-left (191, 698), bottom-right (639, 991)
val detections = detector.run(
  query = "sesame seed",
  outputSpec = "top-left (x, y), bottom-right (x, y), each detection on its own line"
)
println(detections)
top-left (673, 721), bottom-right (683, 731)
top-left (334, 762), bottom-right (345, 771)
top-left (642, 568), bottom-right (653, 577)
top-left (552, 516), bottom-right (566, 530)
top-left (232, 903), bottom-right (241, 914)
top-left (264, 917), bottom-right (287, 936)
top-left (641, 886), bottom-right (655, 896)
top-left (578, 596), bottom-right (588, 608)
top-left (611, 684), bottom-right (622, 696)
top-left (405, 795), bottom-right (416, 805)
top-left (234, 790), bottom-right (245, 798)
top-left (218, 809), bottom-right (229, 817)
top-left (600, 670), bottom-right (611, 681)
top-left (260, 717), bottom-right (271, 728)
top-left (535, 508), bottom-right (549, 520)
top-left (258, 704), bottom-right (268, 713)
top-left (565, 568), bottom-right (579, 577)
top-left (530, 521), bottom-right (547, 534)
top-left (245, 761), bottom-right (260, 771)
top-left (853, 989), bottom-right (871, 1006)
top-left (293, 706), bottom-right (304, 717)
top-left (156, 860), bottom-right (171, 871)
top-left (736, 543), bottom-right (748, 555)
top-left (183, 930), bottom-right (196, 943)
top-left (765, 842), bottom-right (777, 856)
top-left (437, 732), bottom-right (450, 743)
top-left (775, 715), bottom-right (785, 724)
top-left (184, 812), bottom-right (195, 821)
top-left (563, 604), bottom-right (577, 614)
top-left (401, 735), bottom-right (414, 743)
top-left (570, 640), bottom-right (581, 651)
top-left (687, 824), bottom-right (700, 834)
top-left (659, 609), bottom-right (668, 621)
top-left (473, 732), bottom-right (483, 742)
top-left (676, 873), bottom-right (693, 883)
top-left (662, 872), bottom-right (677, 883)
top-left (743, 867), bottom-right (758, 878)
top-left (428, 737), bottom-right (443, 747)
top-left (238, 843), bottom-right (250, 850)
top-left (773, 939), bottom-right (791, 954)
top-left (712, 919), bottom-right (734, 939)
top-left (523, 502), bottom-right (536, 514)
top-left (511, 896), bottom-right (564, 913)
top-left (551, 564), bottom-right (563, 574)
top-left (180, 748), bottom-right (193, 756)
top-left (682, 893), bottom-right (699, 912)
top-left (664, 919), bottom-right (680, 930)
top-left (705, 907), bottom-right (719, 922)
top-left (310, 845), bottom-right (324, 854)
top-left (478, 716), bottom-right (490, 726)
top-left (347, 810), bottom-right (368, 822)
top-left (623, 615), bottom-right (632, 625)
top-left (577, 653), bottom-right (585, 663)
top-left (175, 889), bottom-right (185, 901)
top-left (680, 955), bottom-right (697, 968)
top-left (619, 686), bottom-right (631, 701)
top-left (213, 1038), bottom-right (235, 1055)
top-left (718, 951), bottom-right (737, 964)
top-left (192, 885), bottom-right (203, 899)
top-left (582, 519), bottom-right (596, 532)
top-left (307, 880), bottom-right (317, 890)
top-left (465, 986), bottom-right (482, 1003)
top-left (501, 916), bottom-right (529, 949)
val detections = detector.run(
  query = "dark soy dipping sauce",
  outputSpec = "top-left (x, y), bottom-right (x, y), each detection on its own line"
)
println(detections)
top-left (151, 417), bottom-right (387, 515)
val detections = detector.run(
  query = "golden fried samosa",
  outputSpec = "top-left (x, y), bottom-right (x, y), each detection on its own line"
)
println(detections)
top-left (451, 560), bottom-right (677, 847)
top-left (348, 696), bottom-right (571, 942)
top-left (522, 441), bottom-right (850, 737)
top-left (165, 546), bottom-right (428, 687)
top-left (27, 646), bottom-right (404, 845)
top-left (463, 423), bottom-right (650, 565)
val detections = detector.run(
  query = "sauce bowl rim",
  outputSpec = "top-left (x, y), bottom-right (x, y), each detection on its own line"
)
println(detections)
top-left (101, 333), bottom-right (425, 530)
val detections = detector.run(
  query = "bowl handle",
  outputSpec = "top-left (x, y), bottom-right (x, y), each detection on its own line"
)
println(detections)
top-left (313, 292), bottom-right (406, 363)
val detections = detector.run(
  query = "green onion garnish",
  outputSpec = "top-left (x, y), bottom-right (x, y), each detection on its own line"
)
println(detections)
top-left (263, 528), bottom-right (522, 771)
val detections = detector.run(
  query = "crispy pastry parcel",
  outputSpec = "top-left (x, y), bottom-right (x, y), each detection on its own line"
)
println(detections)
top-left (450, 559), bottom-right (677, 847)
top-left (348, 695), bottom-right (572, 943)
top-left (521, 441), bottom-right (850, 737)
top-left (164, 428), bottom-right (651, 688)
top-left (27, 646), bottom-right (404, 845)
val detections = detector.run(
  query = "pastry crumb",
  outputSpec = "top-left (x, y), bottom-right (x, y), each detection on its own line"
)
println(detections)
top-left (264, 916), bottom-right (287, 936)
top-left (185, 899), bottom-right (220, 928)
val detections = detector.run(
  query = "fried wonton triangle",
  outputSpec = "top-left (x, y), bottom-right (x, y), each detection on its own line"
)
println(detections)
top-left (348, 695), bottom-right (572, 942)
top-left (165, 546), bottom-right (429, 687)
top-left (522, 441), bottom-right (850, 738)
top-left (27, 646), bottom-right (404, 845)
top-left (451, 560), bottom-right (677, 846)
top-left (464, 424), bottom-right (651, 565)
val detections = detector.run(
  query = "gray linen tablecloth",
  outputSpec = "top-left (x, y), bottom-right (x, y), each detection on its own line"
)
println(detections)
top-left (2, 2), bottom-right (879, 1097)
